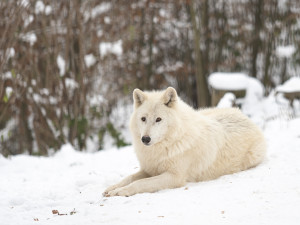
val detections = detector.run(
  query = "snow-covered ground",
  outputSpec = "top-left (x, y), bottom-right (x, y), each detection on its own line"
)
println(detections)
top-left (1, 95), bottom-right (300, 225)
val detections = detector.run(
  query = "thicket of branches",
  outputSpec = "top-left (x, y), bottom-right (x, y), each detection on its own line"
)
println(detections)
top-left (1, 0), bottom-right (299, 156)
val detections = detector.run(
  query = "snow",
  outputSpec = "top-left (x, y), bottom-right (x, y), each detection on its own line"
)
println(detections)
top-left (33, 93), bottom-right (41, 103)
top-left (6, 48), bottom-right (15, 58)
top-left (5, 87), bottom-right (13, 97)
top-left (104, 16), bottom-right (111, 24)
top-left (89, 94), bottom-right (105, 107)
top-left (208, 72), bottom-right (249, 90)
top-left (91, 3), bottom-right (111, 18)
top-left (34, 1), bottom-right (51, 15)
top-left (156, 61), bottom-right (183, 74)
top-left (2, 71), bottom-right (12, 80)
top-left (84, 3), bottom-right (111, 22)
top-left (57, 55), bottom-right (66, 77)
top-left (35, 1), bottom-right (45, 14)
top-left (84, 54), bottom-right (96, 68)
top-left (45, 5), bottom-right (52, 15)
top-left (49, 96), bottom-right (58, 105)
top-left (278, 0), bottom-right (289, 11)
top-left (276, 77), bottom-right (300, 93)
top-left (217, 93), bottom-right (236, 108)
top-left (97, 30), bottom-right (103, 37)
top-left (99, 40), bottom-right (123, 58)
top-left (159, 9), bottom-right (171, 18)
top-left (276, 45), bottom-right (296, 58)
top-left (246, 77), bottom-right (265, 99)
top-left (1, 94), bottom-right (300, 225)
top-left (20, 32), bottom-right (37, 46)
top-left (65, 78), bottom-right (79, 89)
top-left (40, 88), bottom-right (49, 96)
top-left (242, 77), bottom-right (265, 121)
top-left (24, 15), bottom-right (34, 27)
top-left (19, 0), bottom-right (29, 7)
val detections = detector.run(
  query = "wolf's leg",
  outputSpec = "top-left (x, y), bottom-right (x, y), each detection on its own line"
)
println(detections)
top-left (105, 172), bottom-right (185, 197)
top-left (103, 170), bottom-right (149, 196)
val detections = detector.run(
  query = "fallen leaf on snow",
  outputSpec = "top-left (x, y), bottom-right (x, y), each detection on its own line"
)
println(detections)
top-left (70, 208), bottom-right (76, 215)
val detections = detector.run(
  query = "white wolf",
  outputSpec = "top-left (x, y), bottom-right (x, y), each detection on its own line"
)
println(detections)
top-left (104, 87), bottom-right (266, 197)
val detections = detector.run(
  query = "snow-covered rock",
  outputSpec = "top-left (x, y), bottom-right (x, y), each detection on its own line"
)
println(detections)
top-left (276, 77), bottom-right (300, 93)
top-left (209, 72), bottom-right (265, 111)
top-left (208, 72), bottom-right (248, 90)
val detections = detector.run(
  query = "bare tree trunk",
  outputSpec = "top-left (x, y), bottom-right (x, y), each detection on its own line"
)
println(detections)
top-left (251, 0), bottom-right (264, 78)
top-left (136, 8), bottom-right (145, 89)
top-left (147, 7), bottom-right (155, 89)
top-left (213, 0), bottom-right (227, 71)
top-left (202, 0), bottom-right (210, 77)
top-left (263, 36), bottom-right (273, 95)
top-left (280, 58), bottom-right (288, 83)
top-left (189, 0), bottom-right (210, 107)
top-left (263, 0), bottom-right (278, 94)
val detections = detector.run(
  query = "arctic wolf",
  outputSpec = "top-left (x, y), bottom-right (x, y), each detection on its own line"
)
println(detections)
top-left (104, 87), bottom-right (266, 197)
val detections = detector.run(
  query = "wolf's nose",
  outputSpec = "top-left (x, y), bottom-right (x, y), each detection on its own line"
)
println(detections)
top-left (141, 136), bottom-right (151, 144)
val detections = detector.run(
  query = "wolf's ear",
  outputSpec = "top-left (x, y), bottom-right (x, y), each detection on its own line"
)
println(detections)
top-left (162, 87), bottom-right (177, 107)
top-left (133, 88), bottom-right (146, 108)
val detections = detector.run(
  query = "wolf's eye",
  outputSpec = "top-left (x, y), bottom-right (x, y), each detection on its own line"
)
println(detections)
top-left (141, 117), bottom-right (146, 122)
top-left (156, 117), bottom-right (162, 122)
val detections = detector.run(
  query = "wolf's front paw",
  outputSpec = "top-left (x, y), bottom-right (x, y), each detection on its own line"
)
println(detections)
top-left (103, 184), bottom-right (119, 197)
top-left (105, 186), bottom-right (135, 197)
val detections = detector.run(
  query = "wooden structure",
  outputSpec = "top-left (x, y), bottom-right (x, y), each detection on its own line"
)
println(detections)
top-left (275, 77), bottom-right (300, 112)
top-left (208, 72), bottom-right (248, 107)
top-left (276, 90), bottom-right (300, 107)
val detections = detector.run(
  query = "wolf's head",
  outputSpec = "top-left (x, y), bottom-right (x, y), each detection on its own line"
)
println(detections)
top-left (130, 87), bottom-right (179, 147)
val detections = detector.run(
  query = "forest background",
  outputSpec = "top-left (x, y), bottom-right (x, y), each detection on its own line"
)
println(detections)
top-left (0, 0), bottom-right (299, 156)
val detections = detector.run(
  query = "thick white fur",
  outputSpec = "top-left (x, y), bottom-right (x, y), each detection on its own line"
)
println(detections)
top-left (104, 87), bottom-right (266, 197)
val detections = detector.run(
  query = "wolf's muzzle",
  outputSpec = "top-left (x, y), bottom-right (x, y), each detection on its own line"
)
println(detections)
top-left (141, 136), bottom-right (151, 145)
